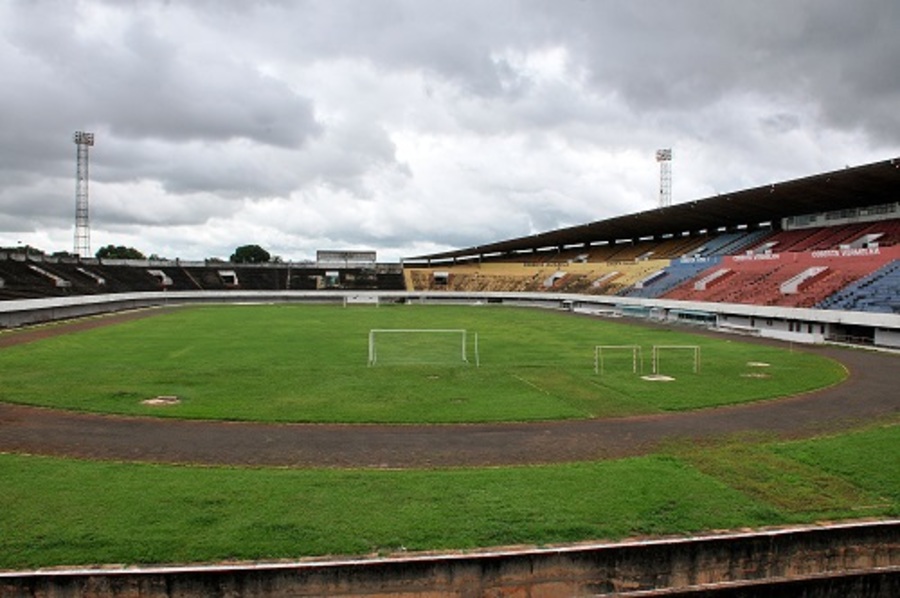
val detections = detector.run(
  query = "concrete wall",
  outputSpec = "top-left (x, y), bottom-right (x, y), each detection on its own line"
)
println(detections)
top-left (1, 520), bottom-right (897, 597)
top-left (0, 295), bottom-right (159, 328)
top-left (875, 327), bottom-right (900, 349)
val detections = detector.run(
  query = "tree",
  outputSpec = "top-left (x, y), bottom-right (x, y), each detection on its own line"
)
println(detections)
top-left (230, 244), bottom-right (271, 264)
top-left (96, 245), bottom-right (146, 260)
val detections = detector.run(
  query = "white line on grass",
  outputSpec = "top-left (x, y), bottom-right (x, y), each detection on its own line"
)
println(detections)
top-left (511, 373), bottom-right (551, 395)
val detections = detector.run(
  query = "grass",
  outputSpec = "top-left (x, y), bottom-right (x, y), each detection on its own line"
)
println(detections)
top-left (1, 422), bottom-right (896, 570)
top-left (0, 304), bottom-right (845, 423)
top-left (773, 423), bottom-right (900, 515)
top-left (0, 303), bottom-right (887, 570)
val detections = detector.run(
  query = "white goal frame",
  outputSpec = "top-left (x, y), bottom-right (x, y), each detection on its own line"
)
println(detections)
top-left (594, 345), bottom-right (643, 375)
top-left (652, 345), bottom-right (701, 374)
top-left (343, 294), bottom-right (380, 307)
top-left (368, 329), bottom-right (479, 367)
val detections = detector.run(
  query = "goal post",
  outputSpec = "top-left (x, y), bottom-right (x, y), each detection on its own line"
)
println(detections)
top-left (594, 345), bottom-right (643, 375)
top-left (652, 345), bottom-right (701, 374)
top-left (343, 294), bottom-right (380, 307)
top-left (368, 329), bottom-right (479, 367)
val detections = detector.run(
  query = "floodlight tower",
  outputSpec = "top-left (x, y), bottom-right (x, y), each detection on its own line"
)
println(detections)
top-left (73, 131), bottom-right (95, 258)
top-left (656, 148), bottom-right (672, 208)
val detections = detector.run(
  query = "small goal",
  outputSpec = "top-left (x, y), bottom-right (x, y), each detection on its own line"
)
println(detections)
top-left (594, 345), bottom-right (643, 375)
top-left (343, 294), bottom-right (380, 307)
top-left (652, 345), bottom-right (701, 375)
top-left (368, 329), bottom-right (480, 367)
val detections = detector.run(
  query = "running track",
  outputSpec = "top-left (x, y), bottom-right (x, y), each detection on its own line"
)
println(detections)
top-left (0, 312), bottom-right (897, 468)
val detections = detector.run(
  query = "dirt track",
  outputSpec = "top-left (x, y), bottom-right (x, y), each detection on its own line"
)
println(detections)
top-left (0, 309), bottom-right (897, 468)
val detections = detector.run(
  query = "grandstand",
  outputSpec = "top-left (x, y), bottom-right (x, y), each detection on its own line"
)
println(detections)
top-left (817, 260), bottom-right (900, 314)
top-left (404, 159), bottom-right (900, 347)
top-left (0, 256), bottom-right (406, 300)
top-left (1, 159), bottom-right (899, 347)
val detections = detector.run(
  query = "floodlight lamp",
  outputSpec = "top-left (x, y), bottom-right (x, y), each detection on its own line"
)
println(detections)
top-left (74, 131), bottom-right (95, 146)
top-left (656, 148), bottom-right (672, 162)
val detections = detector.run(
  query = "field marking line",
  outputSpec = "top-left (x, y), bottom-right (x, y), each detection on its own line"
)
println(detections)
top-left (511, 373), bottom-right (552, 395)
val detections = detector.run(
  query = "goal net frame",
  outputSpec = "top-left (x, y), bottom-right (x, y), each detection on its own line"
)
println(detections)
top-left (594, 345), bottom-right (643, 375)
top-left (343, 294), bottom-right (380, 307)
top-left (368, 329), bottom-right (480, 367)
top-left (652, 345), bottom-right (701, 375)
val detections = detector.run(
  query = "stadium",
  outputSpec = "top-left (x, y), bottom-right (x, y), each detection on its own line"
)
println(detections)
top-left (1, 159), bottom-right (899, 595)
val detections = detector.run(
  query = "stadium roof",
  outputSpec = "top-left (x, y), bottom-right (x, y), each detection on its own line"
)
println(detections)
top-left (407, 157), bottom-right (900, 263)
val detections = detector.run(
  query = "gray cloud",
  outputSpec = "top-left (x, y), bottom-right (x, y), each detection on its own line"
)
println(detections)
top-left (538, 0), bottom-right (900, 141)
top-left (0, 0), bottom-right (896, 261)
top-left (5, 2), bottom-right (320, 149)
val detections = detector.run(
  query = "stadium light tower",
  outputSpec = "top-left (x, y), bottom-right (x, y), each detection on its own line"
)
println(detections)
top-left (73, 131), bottom-right (95, 258)
top-left (656, 148), bottom-right (672, 208)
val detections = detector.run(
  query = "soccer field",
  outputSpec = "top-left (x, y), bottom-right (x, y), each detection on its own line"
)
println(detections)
top-left (0, 303), bottom-right (845, 423)
top-left (0, 303), bottom-right (895, 571)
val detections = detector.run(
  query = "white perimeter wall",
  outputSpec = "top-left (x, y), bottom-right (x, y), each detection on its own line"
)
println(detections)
top-left (875, 327), bottom-right (900, 348)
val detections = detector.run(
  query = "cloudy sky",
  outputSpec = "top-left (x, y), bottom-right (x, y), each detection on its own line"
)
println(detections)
top-left (1, 0), bottom-right (898, 262)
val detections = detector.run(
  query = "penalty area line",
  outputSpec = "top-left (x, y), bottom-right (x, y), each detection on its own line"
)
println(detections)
top-left (511, 373), bottom-right (552, 395)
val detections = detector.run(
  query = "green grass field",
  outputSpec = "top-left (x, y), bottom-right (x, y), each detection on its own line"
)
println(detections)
top-left (0, 423), bottom-right (896, 569)
top-left (0, 303), bottom-right (891, 571)
top-left (0, 304), bottom-right (845, 423)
